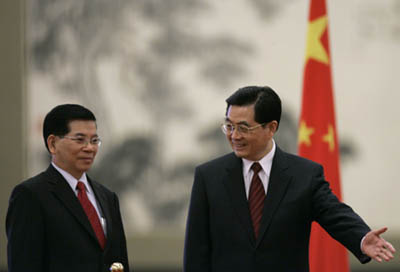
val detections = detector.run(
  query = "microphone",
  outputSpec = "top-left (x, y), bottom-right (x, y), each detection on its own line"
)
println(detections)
top-left (110, 262), bottom-right (124, 272)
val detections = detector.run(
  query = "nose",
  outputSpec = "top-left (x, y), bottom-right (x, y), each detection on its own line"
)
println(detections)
top-left (231, 127), bottom-right (242, 140)
top-left (82, 142), bottom-right (97, 151)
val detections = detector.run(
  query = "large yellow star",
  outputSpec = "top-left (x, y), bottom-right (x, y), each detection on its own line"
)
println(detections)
top-left (305, 15), bottom-right (329, 64)
top-left (322, 124), bottom-right (335, 152)
top-left (298, 120), bottom-right (315, 147)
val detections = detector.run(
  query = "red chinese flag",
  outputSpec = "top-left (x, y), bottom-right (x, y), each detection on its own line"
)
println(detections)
top-left (298, 0), bottom-right (350, 272)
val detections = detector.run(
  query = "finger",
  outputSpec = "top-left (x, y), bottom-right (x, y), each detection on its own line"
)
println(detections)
top-left (375, 244), bottom-right (395, 261)
top-left (374, 255), bottom-right (383, 263)
top-left (373, 227), bottom-right (388, 236)
top-left (384, 240), bottom-right (396, 253)
top-left (371, 247), bottom-right (382, 262)
top-left (380, 249), bottom-right (394, 261)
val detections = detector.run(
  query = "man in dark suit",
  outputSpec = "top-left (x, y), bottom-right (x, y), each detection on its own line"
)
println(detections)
top-left (184, 86), bottom-right (395, 271)
top-left (6, 104), bottom-right (129, 272)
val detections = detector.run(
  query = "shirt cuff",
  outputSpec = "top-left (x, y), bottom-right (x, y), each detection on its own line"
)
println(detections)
top-left (360, 235), bottom-right (366, 253)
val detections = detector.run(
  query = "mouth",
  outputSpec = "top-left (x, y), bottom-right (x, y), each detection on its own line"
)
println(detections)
top-left (79, 158), bottom-right (93, 163)
top-left (232, 142), bottom-right (246, 151)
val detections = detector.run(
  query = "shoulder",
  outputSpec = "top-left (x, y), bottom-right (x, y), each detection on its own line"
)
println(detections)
top-left (8, 169), bottom-right (53, 206)
top-left (13, 169), bottom-right (50, 192)
top-left (274, 147), bottom-right (323, 173)
top-left (87, 177), bottom-right (120, 205)
top-left (281, 150), bottom-right (320, 166)
top-left (196, 152), bottom-right (238, 171)
top-left (90, 178), bottom-right (115, 194)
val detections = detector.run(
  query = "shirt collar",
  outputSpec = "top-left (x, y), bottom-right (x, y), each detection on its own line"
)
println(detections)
top-left (242, 139), bottom-right (276, 176)
top-left (51, 162), bottom-right (89, 192)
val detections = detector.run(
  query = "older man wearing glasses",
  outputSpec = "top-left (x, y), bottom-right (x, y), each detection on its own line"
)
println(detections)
top-left (184, 86), bottom-right (395, 272)
top-left (6, 104), bottom-right (129, 272)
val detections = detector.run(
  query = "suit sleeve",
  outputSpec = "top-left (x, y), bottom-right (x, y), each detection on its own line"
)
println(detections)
top-left (112, 192), bottom-right (130, 272)
top-left (6, 184), bottom-right (45, 272)
top-left (183, 167), bottom-right (211, 272)
top-left (311, 164), bottom-right (371, 264)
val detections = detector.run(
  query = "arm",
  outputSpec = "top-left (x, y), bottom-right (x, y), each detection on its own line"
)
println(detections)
top-left (6, 184), bottom-right (45, 272)
top-left (112, 193), bottom-right (130, 272)
top-left (183, 167), bottom-right (211, 272)
top-left (310, 164), bottom-right (372, 263)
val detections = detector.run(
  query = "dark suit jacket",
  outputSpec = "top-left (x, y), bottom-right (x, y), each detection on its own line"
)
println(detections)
top-left (6, 164), bottom-right (130, 272)
top-left (184, 147), bottom-right (371, 272)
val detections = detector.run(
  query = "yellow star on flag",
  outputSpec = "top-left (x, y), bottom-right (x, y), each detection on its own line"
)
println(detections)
top-left (305, 15), bottom-right (329, 64)
top-left (322, 124), bottom-right (335, 152)
top-left (298, 120), bottom-right (314, 147)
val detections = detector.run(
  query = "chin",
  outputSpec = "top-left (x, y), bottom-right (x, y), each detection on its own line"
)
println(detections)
top-left (78, 165), bottom-right (92, 173)
top-left (233, 150), bottom-right (247, 159)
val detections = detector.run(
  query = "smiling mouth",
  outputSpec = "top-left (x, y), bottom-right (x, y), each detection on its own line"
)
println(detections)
top-left (80, 158), bottom-right (93, 162)
top-left (232, 143), bottom-right (246, 150)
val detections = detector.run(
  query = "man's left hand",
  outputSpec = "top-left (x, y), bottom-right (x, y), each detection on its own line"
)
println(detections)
top-left (362, 227), bottom-right (396, 262)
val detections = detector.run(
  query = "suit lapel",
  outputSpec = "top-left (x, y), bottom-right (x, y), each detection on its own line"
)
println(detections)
top-left (45, 165), bottom-right (102, 247)
top-left (90, 178), bottom-right (112, 250)
top-left (256, 147), bottom-right (292, 247)
top-left (222, 154), bottom-right (256, 246)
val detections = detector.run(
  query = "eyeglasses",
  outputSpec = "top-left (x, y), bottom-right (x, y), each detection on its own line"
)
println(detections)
top-left (221, 122), bottom-right (266, 135)
top-left (60, 135), bottom-right (102, 147)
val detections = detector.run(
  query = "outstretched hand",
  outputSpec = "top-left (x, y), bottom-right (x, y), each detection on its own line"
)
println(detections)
top-left (362, 227), bottom-right (396, 262)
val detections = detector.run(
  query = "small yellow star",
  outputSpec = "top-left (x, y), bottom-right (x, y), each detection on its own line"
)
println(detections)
top-left (298, 120), bottom-right (315, 147)
top-left (305, 15), bottom-right (329, 64)
top-left (322, 124), bottom-right (335, 152)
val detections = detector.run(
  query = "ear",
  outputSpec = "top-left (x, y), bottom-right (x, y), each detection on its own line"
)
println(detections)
top-left (47, 135), bottom-right (57, 155)
top-left (268, 121), bottom-right (278, 134)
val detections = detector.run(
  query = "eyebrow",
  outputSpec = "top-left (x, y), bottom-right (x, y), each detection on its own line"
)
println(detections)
top-left (225, 118), bottom-right (250, 126)
top-left (72, 133), bottom-right (99, 138)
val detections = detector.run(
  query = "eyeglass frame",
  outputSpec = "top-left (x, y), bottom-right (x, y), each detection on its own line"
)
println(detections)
top-left (221, 122), bottom-right (267, 135)
top-left (60, 135), bottom-right (102, 147)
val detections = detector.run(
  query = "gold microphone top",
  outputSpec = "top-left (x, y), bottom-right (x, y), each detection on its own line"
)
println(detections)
top-left (110, 262), bottom-right (124, 272)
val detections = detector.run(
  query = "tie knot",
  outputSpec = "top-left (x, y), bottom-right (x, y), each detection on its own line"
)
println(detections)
top-left (251, 162), bottom-right (262, 175)
top-left (76, 181), bottom-right (86, 191)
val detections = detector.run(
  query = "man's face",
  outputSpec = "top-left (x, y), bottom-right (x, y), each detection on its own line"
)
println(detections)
top-left (48, 120), bottom-right (99, 179)
top-left (225, 105), bottom-right (276, 161)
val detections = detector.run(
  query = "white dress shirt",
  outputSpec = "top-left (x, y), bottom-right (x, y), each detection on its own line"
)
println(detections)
top-left (51, 162), bottom-right (107, 233)
top-left (242, 139), bottom-right (276, 199)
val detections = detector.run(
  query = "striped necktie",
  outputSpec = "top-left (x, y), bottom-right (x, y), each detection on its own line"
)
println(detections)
top-left (248, 162), bottom-right (265, 239)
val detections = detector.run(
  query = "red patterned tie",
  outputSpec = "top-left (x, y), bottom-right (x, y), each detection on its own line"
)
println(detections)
top-left (249, 162), bottom-right (265, 239)
top-left (76, 181), bottom-right (106, 250)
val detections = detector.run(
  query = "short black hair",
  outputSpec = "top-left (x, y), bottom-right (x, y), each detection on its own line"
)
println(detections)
top-left (43, 104), bottom-right (96, 152)
top-left (225, 86), bottom-right (281, 129)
